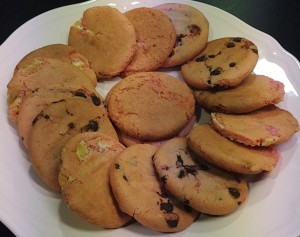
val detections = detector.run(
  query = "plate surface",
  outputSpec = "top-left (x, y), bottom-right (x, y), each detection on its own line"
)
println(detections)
top-left (0, 0), bottom-right (300, 237)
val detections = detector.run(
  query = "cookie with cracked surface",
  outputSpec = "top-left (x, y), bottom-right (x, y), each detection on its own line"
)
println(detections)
top-left (211, 105), bottom-right (300, 147)
top-left (109, 144), bottom-right (199, 232)
top-left (14, 44), bottom-right (97, 86)
top-left (122, 7), bottom-right (176, 75)
top-left (187, 124), bottom-right (279, 174)
top-left (7, 57), bottom-right (96, 125)
top-left (17, 86), bottom-right (104, 149)
top-left (153, 137), bottom-right (248, 215)
top-left (181, 37), bottom-right (258, 89)
top-left (193, 74), bottom-right (285, 114)
top-left (106, 72), bottom-right (195, 141)
top-left (153, 3), bottom-right (209, 67)
top-left (28, 97), bottom-right (117, 192)
top-left (59, 132), bottom-right (131, 228)
top-left (68, 6), bottom-right (136, 79)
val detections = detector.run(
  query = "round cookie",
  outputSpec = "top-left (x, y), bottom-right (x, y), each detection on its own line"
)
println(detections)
top-left (153, 3), bottom-right (209, 67)
top-left (14, 44), bottom-right (97, 86)
top-left (193, 74), bottom-right (285, 114)
top-left (181, 37), bottom-right (259, 89)
top-left (68, 6), bottom-right (136, 79)
top-left (17, 86), bottom-right (104, 149)
top-left (28, 97), bottom-right (118, 192)
top-left (122, 7), bottom-right (176, 75)
top-left (211, 105), bottom-right (300, 147)
top-left (59, 132), bottom-right (131, 228)
top-left (109, 144), bottom-right (199, 232)
top-left (7, 57), bottom-right (96, 125)
top-left (153, 137), bottom-right (248, 215)
top-left (187, 124), bottom-right (279, 174)
top-left (106, 72), bottom-right (195, 141)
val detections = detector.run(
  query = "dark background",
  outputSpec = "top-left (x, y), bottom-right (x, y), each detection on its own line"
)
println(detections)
top-left (1, 0), bottom-right (299, 236)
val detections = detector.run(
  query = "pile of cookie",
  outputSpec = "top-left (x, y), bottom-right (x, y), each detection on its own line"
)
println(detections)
top-left (6, 2), bottom-right (300, 234)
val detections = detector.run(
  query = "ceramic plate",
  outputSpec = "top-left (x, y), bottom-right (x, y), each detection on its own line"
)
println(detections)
top-left (0, 0), bottom-right (300, 236)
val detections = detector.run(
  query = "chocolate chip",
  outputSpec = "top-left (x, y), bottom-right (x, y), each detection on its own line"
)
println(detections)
top-left (195, 55), bottom-right (206, 62)
top-left (229, 62), bottom-right (236, 67)
top-left (86, 120), bottom-right (99, 131)
top-left (160, 201), bottom-right (174, 213)
top-left (115, 163), bottom-right (120, 169)
top-left (178, 169), bottom-right (185, 178)
top-left (176, 154), bottom-right (184, 167)
top-left (68, 122), bottom-right (75, 129)
top-left (228, 187), bottom-right (240, 198)
top-left (44, 114), bottom-right (50, 120)
top-left (66, 109), bottom-right (73, 116)
top-left (123, 175), bottom-right (128, 182)
top-left (74, 91), bottom-right (87, 98)
top-left (232, 37), bottom-right (242, 42)
top-left (226, 42), bottom-right (235, 48)
top-left (51, 99), bottom-right (65, 104)
top-left (166, 219), bottom-right (178, 228)
top-left (91, 95), bottom-right (101, 106)
top-left (210, 68), bottom-right (221, 76)
top-left (252, 48), bottom-right (258, 54)
top-left (188, 24), bottom-right (200, 36)
top-left (208, 54), bottom-right (216, 58)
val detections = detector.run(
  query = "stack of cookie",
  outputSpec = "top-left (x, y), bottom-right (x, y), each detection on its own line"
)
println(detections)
top-left (6, 2), bottom-right (300, 235)
top-left (180, 37), bottom-right (299, 174)
top-left (68, 4), bottom-right (209, 79)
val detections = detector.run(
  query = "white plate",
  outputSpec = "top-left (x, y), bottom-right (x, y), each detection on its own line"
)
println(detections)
top-left (1, 0), bottom-right (300, 236)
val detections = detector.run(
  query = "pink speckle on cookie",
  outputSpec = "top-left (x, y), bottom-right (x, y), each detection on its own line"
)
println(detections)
top-left (266, 125), bottom-right (280, 136)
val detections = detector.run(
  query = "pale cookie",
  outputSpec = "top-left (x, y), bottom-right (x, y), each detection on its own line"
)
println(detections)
top-left (68, 6), bottom-right (136, 79)
top-left (181, 37), bottom-right (258, 89)
top-left (14, 44), bottom-right (97, 86)
top-left (153, 137), bottom-right (248, 215)
top-left (106, 72), bottom-right (195, 141)
top-left (123, 7), bottom-right (176, 75)
top-left (17, 86), bottom-right (104, 149)
top-left (109, 144), bottom-right (199, 232)
top-left (7, 57), bottom-right (96, 125)
top-left (193, 74), bottom-right (285, 113)
top-left (59, 132), bottom-right (131, 228)
top-left (211, 105), bottom-right (300, 146)
top-left (154, 3), bottom-right (209, 67)
top-left (187, 124), bottom-right (279, 174)
top-left (28, 97), bottom-right (118, 192)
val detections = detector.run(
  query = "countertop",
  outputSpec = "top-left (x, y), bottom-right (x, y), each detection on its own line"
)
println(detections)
top-left (1, 0), bottom-right (299, 236)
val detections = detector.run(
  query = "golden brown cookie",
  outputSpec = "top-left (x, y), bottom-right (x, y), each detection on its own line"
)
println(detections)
top-left (59, 132), bottom-right (131, 228)
top-left (153, 137), bottom-right (248, 215)
top-left (181, 37), bottom-right (259, 89)
top-left (122, 7), bottom-right (176, 75)
top-left (109, 144), bottom-right (199, 232)
top-left (7, 57), bottom-right (96, 125)
top-left (106, 72), bottom-right (195, 141)
top-left (28, 97), bottom-right (117, 192)
top-left (17, 86), bottom-right (104, 149)
top-left (193, 74), bottom-right (285, 113)
top-left (187, 124), bottom-right (279, 174)
top-left (14, 44), bottom-right (97, 86)
top-left (153, 3), bottom-right (209, 67)
top-left (211, 105), bottom-right (300, 146)
top-left (68, 6), bottom-right (137, 79)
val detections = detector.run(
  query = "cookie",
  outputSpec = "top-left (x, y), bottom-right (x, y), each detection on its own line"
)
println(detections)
top-left (181, 37), bottom-right (259, 89)
top-left (17, 86), bottom-right (104, 149)
top-left (14, 44), bottom-right (97, 86)
top-left (59, 132), bottom-right (131, 228)
top-left (153, 3), bottom-right (209, 67)
top-left (122, 7), bottom-right (176, 75)
top-left (187, 124), bottom-right (279, 174)
top-left (106, 72), bottom-right (195, 141)
top-left (211, 105), bottom-right (300, 147)
top-left (7, 57), bottom-right (96, 125)
top-left (109, 144), bottom-right (199, 232)
top-left (193, 74), bottom-right (285, 113)
top-left (153, 137), bottom-right (248, 215)
top-left (68, 6), bottom-right (136, 79)
top-left (28, 97), bottom-right (118, 191)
